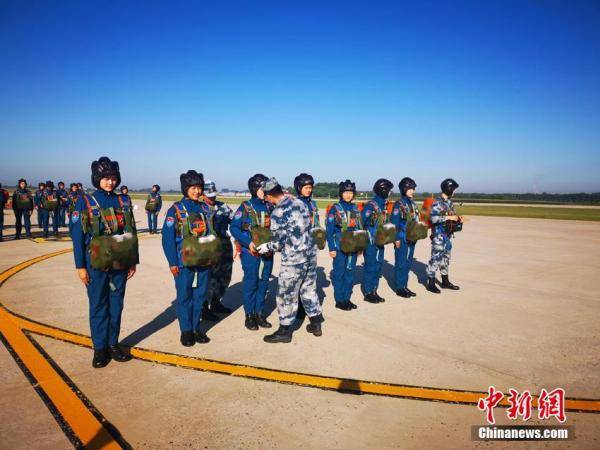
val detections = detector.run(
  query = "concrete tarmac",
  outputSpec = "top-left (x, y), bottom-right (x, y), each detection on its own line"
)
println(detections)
top-left (1, 200), bottom-right (599, 448)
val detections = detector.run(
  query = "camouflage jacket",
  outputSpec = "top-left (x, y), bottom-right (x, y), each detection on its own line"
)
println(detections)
top-left (268, 196), bottom-right (316, 265)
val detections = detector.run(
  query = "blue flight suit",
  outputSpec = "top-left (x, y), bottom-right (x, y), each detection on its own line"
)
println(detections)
top-left (230, 197), bottom-right (274, 316)
top-left (361, 195), bottom-right (389, 295)
top-left (40, 188), bottom-right (60, 237)
top-left (161, 197), bottom-right (212, 333)
top-left (67, 190), bottom-right (81, 229)
top-left (57, 188), bottom-right (69, 227)
top-left (146, 192), bottom-right (162, 233)
top-left (326, 200), bottom-right (361, 305)
top-left (391, 196), bottom-right (419, 289)
top-left (298, 195), bottom-right (320, 230)
top-left (71, 189), bottom-right (132, 350)
top-left (34, 189), bottom-right (44, 228)
top-left (12, 188), bottom-right (33, 238)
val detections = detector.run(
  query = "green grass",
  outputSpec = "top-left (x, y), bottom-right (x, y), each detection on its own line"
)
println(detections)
top-left (128, 194), bottom-right (600, 221)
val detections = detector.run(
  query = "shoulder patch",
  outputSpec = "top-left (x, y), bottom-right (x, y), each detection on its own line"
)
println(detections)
top-left (165, 216), bottom-right (175, 227)
top-left (234, 210), bottom-right (243, 219)
top-left (71, 211), bottom-right (79, 223)
top-left (328, 214), bottom-right (335, 222)
top-left (393, 208), bottom-right (399, 215)
top-left (365, 209), bottom-right (372, 217)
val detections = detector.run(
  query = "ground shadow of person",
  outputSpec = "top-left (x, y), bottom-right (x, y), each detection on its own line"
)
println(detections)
top-left (411, 258), bottom-right (429, 287)
top-left (121, 280), bottom-right (245, 346)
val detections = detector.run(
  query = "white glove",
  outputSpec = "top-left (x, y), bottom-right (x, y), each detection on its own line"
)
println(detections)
top-left (256, 243), bottom-right (271, 254)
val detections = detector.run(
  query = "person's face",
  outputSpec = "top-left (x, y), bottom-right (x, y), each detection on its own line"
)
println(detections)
top-left (256, 188), bottom-right (265, 200)
top-left (152, 186), bottom-right (158, 193)
top-left (58, 183), bottom-right (64, 189)
top-left (71, 186), bottom-right (78, 192)
top-left (187, 185), bottom-right (203, 201)
top-left (99, 176), bottom-right (118, 192)
top-left (342, 191), bottom-right (354, 202)
top-left (406, 188), bottom-right (415, 198)
top-left (19, 181), bottom-right (26, 189)
top-left (121, 188), bottom-right (128, 195)
top-left (301, 185), bottom-right (313, 197)
top-left (39, 185), bottom-right (45, 190)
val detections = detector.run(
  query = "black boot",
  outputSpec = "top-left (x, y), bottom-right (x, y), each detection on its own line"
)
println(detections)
top-left (348, 300), bottom-right (358, 309)
top-left (373, 291), bottom-right (385, 303)
top-left (396, 288), bottom-right (411, 298)
top-left (426, 277), bottom-right (441, 294)
top-left (194, 331), bottom-right (210, 344)
top-left (306, 314), bottom-right (324, 337)
top-left (405, 287), bottom-right (417, 297)
top-left (202, 303), bottom-right (219, 322)
top-left (335, 302), bottom-right (352, 311)
top-left (108, 345), bottom-right (131, 362)
top-left (210, 298), bottom-right (231, 314)
top-left (441, 275), bottom-right (460, 290)
top-left (245, 313), bottom-right (258, 331)
top-left (255, 313), bottom-right (272, 328)
top-left (364, 292), bottom-right (379, 303)
top-left (92, 349), bottom-right (111, 368)
top-left (180, 331), bottom-right (195, 347)
top-left (263, 325), bottom-right (292, 343)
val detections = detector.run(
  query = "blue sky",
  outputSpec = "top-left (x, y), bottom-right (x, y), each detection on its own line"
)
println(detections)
top-left (1, 0), bottom-right (599, 192)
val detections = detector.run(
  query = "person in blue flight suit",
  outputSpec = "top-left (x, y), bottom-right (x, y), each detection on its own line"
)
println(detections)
top-left (145, 184), bottom-right (162, 234)
top-left (67, 183), bottom-right (81, 228)
top-left (326, 180), bottom-right (363, 311)
top-left (360, 178), bottom-right (394, 304)
top-left (0, 183), bottom-right (8, 241)
top-left (41, 180), bottom-right (60, 238)
top-left (161, 170), bottom-right (213, 347)
top-left (34, 182), bottom-right (46, 229)
top-left (57, 181), bottom-right (69, 228)
top-left (71, 156), bottom-right (137, 368)
top-left (11, 179), bottom-right (34, 240)
top-left (119, 185), bottom-right (134, 217)
top-left (391, 177), bottom-right (419, 298)
top-left (230, 173), bottom-right (274, 331)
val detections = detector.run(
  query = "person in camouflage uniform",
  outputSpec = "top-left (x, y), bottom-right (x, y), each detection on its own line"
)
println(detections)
top-left (256, 178), bottom-right (324, 343)
top-left (201, 180), bottom-right (234, 320)
top-left (426, 178), bottom-right (462, 293)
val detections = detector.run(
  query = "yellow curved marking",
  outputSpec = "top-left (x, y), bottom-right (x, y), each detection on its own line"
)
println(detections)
top-left (0, 307), bottom-right (121, 448)
top-left (2, 251), bottom-right (600, 413)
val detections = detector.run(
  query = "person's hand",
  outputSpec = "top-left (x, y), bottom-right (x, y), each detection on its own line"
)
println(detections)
top-left (329, 251), bottom-right (336, 259)
top-left (170, 266), bottom-right (180, 277)
top-left (249, 242), bottom-right (257, 253)
top-left (29, 210), bottom-right (33, 216)
top-left (77, 268), bottom-right (89, 286)
top-left (256, 243), bottom-right (270, 254)
top-left (395, 240), bottom-right (401, 249)
top-left (447, 215), bottom-right (459, 221)
top-left (127, 265), bottom-right (137, 280)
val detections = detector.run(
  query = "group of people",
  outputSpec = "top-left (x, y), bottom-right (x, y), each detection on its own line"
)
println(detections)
top-left (0, 179), bottom-right (86, 239)
top-left (6, 156), bottom-right (463, 368)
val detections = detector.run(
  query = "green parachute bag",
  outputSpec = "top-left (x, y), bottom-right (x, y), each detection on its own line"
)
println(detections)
top-left (251, 226), bottom-right (273, 247)
top-left (89, 235), bottom-right (114, 271)
top-left (340, 230), bottom-right (369, 254)
top-left (15, 194), bottom-right (32, 210)
top-left (311, 226), bottom-right (327, 250)
top-left (374, 223), bottom-right (396, 246)
top-left (443, 220), bottom-right (463, 235)
top-left (110, 232), bottom-right (140, 270)
top-left (43, 195), bottom-right (59, 211)
top-left (145, 196), bottom-right (158, 212)
top-left (406, 214), bottom-right (429, 242)
top-left (181, 234), bottom-right (222, 268)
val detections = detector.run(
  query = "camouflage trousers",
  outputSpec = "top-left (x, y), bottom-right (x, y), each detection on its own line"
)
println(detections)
top-left (276, 259), bottom-right (321, 326)
top-left (207, 239), bottom-right (233, 303)
top-left (426, 234), bottom-right (452, 277)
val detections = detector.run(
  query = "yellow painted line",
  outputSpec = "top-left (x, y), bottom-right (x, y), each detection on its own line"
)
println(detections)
top-left (0, 308), bottom-right (121, 448)
top-left (2, 251), bottom-right (600, 413)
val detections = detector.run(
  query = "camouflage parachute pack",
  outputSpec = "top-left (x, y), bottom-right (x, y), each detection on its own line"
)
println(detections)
top-left (174, 202), bottom-right (222, 268)
top-left (43, 192), bottom-right (59, 211)
top-left (398, 200), bottom-right (428, 242)
top-left (145, 194), bottom-right (159, 212)
top-left (241, 201), bottom-right (273, 247)
top-left (332, 203), bottom-right (369, 253)
top-left (82, 194), bottom-right (139, 271)
top-left (15, 192), bottom-right (33, 210)
top-left (307, 200), bottom-right (326, 249)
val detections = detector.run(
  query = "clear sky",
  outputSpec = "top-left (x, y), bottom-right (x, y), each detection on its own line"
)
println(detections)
top-left (1, 0), bottom-right (599, 193)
